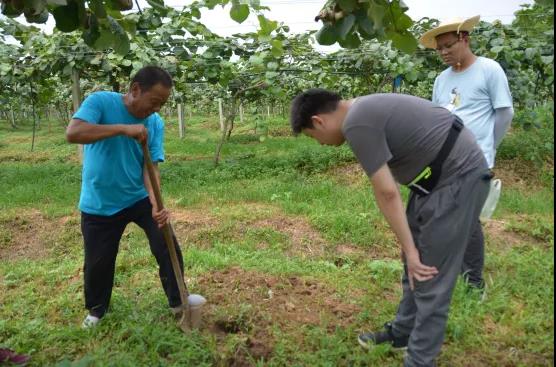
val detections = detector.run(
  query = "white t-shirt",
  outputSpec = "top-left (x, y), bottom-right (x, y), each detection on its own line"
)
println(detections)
top-left (433, 57), bottom-right (513, 168)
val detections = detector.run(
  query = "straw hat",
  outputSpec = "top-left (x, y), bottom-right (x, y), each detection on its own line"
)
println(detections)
top-left (420, 15), bottom-right (481, 49)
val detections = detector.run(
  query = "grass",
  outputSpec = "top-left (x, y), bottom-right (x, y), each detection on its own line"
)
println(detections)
top-left (0, 115), bottom-right (554, 366)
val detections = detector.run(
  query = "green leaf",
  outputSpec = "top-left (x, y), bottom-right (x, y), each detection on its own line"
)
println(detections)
top-left (338, 0), bottom-right (357, 12)
top-left (230, 2), bottom-right (249, 24)
top-left (336, 14), bottom-right (356, 40)
top-left (315, 24), bottom-right (337, 46)
top-left (107, 16), bottom-right (129, 55)
top-left (52, 2), bottom-right (80, 31)
top-left (491, 45), bottom-right (504, 53)
top-left (109, 0), bottom-right (132, 11)
top-left (357, 15), bottom-right (375, 38)
top-left (83, 14), bottom-right (100, 46)
top-left (249, 55), bottom-right (264, 65)
top-left (270, 39), bottom-right (283, 57)
top-left (89, 55), bottom-right (103, 65)
top-left (525, 48), bottom-right (537, 59)
top-left (258, 15), bottom-right (278, 35)
top-left (338, 32), bottom-right (361, 49)
top-left (145, 0), bottom-right (168, 15)
top-left (367, 1), bottom-right (386, 31)
top-left (89, 0), bottom-right (107, 18)
top-left (132, 61), bottom-right (143, 70)
top-left (541, 55), bottom-right (553, 65)
top-left (25, 8), bottom-right (48, 23)
top-left (1, 0), bottom-right (24, 17)
top-left (388, 31), bottom-right (418, 54)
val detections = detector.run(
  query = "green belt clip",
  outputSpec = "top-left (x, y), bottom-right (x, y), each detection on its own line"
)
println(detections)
top-left (408, 166), bottom-right (432, 187)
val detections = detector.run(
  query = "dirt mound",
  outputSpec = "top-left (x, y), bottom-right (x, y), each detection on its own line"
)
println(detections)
top-left (198, 266), bottom-right (361, 366)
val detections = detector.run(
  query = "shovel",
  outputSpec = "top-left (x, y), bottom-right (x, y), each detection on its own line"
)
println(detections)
top-left (141, 143), bottom-right (205, 332)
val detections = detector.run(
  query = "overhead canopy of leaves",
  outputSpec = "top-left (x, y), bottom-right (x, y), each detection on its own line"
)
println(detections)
top-left (315, 0), bottom-right (418, 53)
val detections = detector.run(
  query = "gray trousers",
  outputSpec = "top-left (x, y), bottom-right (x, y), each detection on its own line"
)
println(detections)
top-left (391, 168), bottom-right (490, 367)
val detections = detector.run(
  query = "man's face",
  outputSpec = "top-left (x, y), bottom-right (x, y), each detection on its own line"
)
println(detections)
top-left (130, 83), bottom-right (171, 119)
top-left (435, 32), bottom-right (465, 67)
top-left (302, 114), bottom-right (345, 146)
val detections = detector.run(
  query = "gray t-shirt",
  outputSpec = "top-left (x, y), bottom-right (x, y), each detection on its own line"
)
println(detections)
top-left (342, 94), bottom-right (486, 185)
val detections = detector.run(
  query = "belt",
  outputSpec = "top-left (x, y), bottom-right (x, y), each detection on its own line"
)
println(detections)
top-left (407, 117), bottom-right (464, 196)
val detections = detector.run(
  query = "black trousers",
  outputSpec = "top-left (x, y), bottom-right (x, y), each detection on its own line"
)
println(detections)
top-left (462, 220), bottom-right (485, 287)
top-left (81, 197), bottom-right (184, 318)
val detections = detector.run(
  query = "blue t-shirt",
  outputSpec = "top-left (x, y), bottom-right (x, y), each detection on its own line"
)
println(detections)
top-left (73, 91), bottom-right (165, 216)
top-left (433, 57), bottom-right (513, 168)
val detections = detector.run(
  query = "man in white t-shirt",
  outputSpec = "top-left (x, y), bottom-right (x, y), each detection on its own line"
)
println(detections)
top-left (420, 16), bottom-right (514, 293)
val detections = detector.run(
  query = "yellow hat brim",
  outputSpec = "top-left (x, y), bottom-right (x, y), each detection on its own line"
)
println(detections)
top-left (420, 15), bottom-right (481, 49)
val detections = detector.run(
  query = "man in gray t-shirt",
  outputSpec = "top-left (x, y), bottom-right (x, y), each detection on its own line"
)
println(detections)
top-left (290, 89), bottom-right (490, 367)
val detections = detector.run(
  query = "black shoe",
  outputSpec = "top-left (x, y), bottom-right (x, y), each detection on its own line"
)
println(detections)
top-left (358, 322), bottom-right (409, 350)
top-left (465, 278), bottom-right (487, 302)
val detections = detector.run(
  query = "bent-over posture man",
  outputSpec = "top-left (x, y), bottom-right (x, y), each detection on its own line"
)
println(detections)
top-left (290, 89), bottom-right (491, 367)
top-left (66, 66), bottom-right (185, 328)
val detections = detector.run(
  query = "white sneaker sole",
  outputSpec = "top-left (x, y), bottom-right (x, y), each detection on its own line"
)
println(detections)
top-left (357, 336), bottom-right (408, 351)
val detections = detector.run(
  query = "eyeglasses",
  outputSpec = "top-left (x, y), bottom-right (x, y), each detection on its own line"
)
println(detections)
top-left (436, 39), bottom-right (460, 52)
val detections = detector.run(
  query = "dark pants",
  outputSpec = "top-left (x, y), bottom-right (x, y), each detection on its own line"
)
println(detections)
top-left (391, 168), bottom-right (491, 367)
top-left (81, 197), bottom-right (184, 318)
top-left (462, 220), bottom-right (485, 287)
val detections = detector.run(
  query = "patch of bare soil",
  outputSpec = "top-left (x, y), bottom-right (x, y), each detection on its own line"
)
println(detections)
top-left (246, 216), bottom-right (328, 258)
top-left (495, 159), bottom-right (550, 190)
top-left (483, 219), bottom-right (526, 250)
top-left (0, 210), bottom-right (76, 262)
top-left (484, 216), bottom-right (552, 251)
top-left (198, 266), bottom-right (361, 366)
top-left (327, 163), bottom-right (367, 187)
top-left (170, 208), bottom-right (219, 246)
top-left (269, 127), bottom-right (293, 137)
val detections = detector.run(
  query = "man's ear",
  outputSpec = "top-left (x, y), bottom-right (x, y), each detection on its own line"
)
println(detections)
top-left (311, 115), bottom-right (324, 129)
top-left (130, 82), bottom-right (142, 97)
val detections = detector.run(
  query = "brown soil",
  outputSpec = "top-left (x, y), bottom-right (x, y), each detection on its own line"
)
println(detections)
top-left (483, 219), bottom-right (526, 250)
top-left (246, 216), bottom-right (328, 258)
top-left (327, 163), bottom-right (367, 187)
top-left (170, 207), bottom-right (219, 245)
top-left (484, 216), bottom-right (552, 251)
top-left (197, 266), bottom-right (361, 366)
top-left (494, 159), bottom-right (552, 191)
top-left (0, 210), bottom-right (76, 262)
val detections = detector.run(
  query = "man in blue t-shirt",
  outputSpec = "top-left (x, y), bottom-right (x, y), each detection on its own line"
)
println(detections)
top-left (66, 66), bottom-right (184, 328)
top-left (420, 16), bottom-right (514, 294)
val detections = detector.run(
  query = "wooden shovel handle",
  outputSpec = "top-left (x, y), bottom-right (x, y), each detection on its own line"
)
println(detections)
top-left (141, 143), bottom-right (191, 313)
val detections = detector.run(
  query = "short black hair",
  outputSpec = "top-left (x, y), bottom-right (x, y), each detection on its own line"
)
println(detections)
top-left (131, 66), bottom-right (173, 91)
top-left (290, 89), bottom-right (342, 135)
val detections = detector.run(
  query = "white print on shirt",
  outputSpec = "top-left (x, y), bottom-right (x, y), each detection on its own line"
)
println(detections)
top-left (444, 87), bottom-right (461, 112)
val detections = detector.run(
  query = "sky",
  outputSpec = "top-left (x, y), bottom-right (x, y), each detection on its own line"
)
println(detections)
top-left (3, 0), bottom-right (535, 41)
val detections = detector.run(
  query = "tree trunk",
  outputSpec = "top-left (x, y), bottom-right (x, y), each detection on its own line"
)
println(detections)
top-left (177, 103), bottom-right (185, 139)
top-left (72, 69), bottom-right (83, 160)
top-left (10, 107), bottom-right (16, 129)
top-left (30, 85), bottom-right (37, 152)
top-left (218, 98), bottom-right (225, 132)
top-left (214, 98), bottom-right (238, 166)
